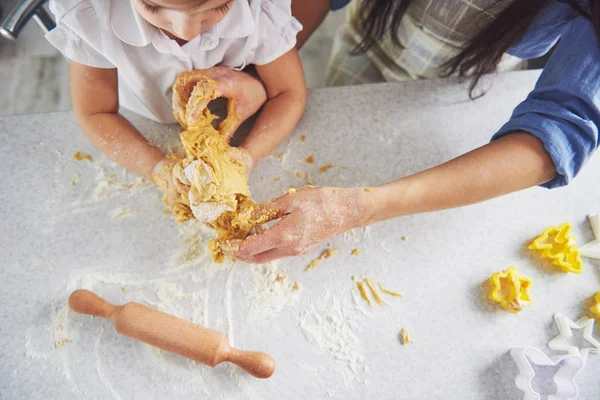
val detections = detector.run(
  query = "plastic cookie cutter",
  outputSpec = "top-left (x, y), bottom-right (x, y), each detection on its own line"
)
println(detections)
top-left (511, 347), bottom-right (584, 400)
top-left (488, 266), bottom-right (532, 313)
top-left (591, 292), bottom-right (600, 320)
top-left (529, 222), bottom-right (583, 274)
top-left (548, 314), bottom-right (600, 365)
top-left (580, 214), bottom-right (600, 260)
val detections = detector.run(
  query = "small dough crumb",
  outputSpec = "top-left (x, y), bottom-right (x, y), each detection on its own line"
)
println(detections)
top-left (378, 282), bottom-right (402, 297)
top-left (351, 248), bottom-right (360, 256)
top-left (300, 135), bottom-right (306, 142)
top-left (306, 248), bottom-right (338, 270)
top-left (319, 164), bottom-right (334, 174)
top-left (375, 118), bottom-right (380, 123)
top-left (400, 328), bottom-right (413, 345)
top-left (121, 286), bottom-right (126, 292)
top-left (288, 188), bottom-right (297, 194)
top-left (273, 176), bottom-right (281, 181)
top-left (56, 338), bottom-right (72, 348)
top-left (402, 235), bottom-right (409, 241)
top-left (357, 281), bottom-right (372, 305)
top-left (73, 152), bottom-right (92, 162)
top-left (365, 278), bottom-right (384, 305)
top-left (51, 184), bottom-right (56, 189)
top-left (305, 155), bottom-right (315, 164)
top-left (292, 282), bottom-right (302, 291)
top-left (70, 174), bottom-right (80, 185)
top-left (273, 152), bottom-right (285, 159)
top-left (295, 171), bottom-right (305, 179)
top-left (275, 273), bottom-right (287, 283)
top-left (307, 172), bottom-right (313, 185)
top-left (365, 188), bottom-right (374, 193)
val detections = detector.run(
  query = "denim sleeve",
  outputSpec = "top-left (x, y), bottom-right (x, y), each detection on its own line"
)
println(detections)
top-left (492, 16), bottom-right (600, 188)
top-left (331, 0), bottom-right (351, 11)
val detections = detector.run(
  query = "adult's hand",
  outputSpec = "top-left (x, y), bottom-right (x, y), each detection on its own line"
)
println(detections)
top-left (172, 66), bottom-right (268, 141)
top-left (228, 186), bottom-right (379, 263)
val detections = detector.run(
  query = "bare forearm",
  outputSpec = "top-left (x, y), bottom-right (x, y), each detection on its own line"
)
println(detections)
top-left (76, 112), bottom-right (165, 179)
top-left (368, 133), bottom-right (557, 224)
top-left (241, 91), bottom-right (306, 165)
top-left (292, 0), bottom-right (330, 49)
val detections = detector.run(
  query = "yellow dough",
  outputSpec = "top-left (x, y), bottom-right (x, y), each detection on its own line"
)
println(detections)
top-left (162, 72), bottom-right (265, 263)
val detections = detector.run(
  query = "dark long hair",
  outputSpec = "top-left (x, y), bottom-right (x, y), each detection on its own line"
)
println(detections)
top-left (354, 0), bottom-right (600, 98)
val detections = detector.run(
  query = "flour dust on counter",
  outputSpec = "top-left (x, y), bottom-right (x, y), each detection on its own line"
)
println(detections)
top-left (297, 288), bottom-right (384, 386)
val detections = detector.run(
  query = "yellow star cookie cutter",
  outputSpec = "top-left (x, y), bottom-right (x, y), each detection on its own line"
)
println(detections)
top-left (591, 292), bottom-right (600, 319)
top-left (529, 222), bottom-right (583, 274)
top-left (488, 266), bottom-right (532, 313)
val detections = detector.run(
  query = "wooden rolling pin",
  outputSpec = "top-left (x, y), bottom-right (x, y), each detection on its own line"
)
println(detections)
top-left (68, 289), bottom-right (275, 379)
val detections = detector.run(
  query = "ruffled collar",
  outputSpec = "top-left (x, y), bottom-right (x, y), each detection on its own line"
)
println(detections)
top-left (110, 0), bottom-right (255, 53)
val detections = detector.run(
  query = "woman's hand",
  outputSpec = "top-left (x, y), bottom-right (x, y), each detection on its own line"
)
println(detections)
top-left (228, 186), bottom-right (379, 263)
top-left (172, 66), bottom-right (268, 141)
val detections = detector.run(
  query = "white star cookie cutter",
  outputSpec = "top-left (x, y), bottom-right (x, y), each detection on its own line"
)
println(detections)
top-left (580, 214), bottom-right (600, 260)
top-left (548, 314), bottom-right (600, 364)
top-left (511, 347), bottom-right (584, 400)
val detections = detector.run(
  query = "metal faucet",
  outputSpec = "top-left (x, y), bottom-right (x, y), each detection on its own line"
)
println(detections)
top-left (0, 0), bottom-right (56, 41)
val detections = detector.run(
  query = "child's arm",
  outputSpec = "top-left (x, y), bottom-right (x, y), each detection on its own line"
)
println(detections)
top-left (240, 49), bottom-right (307, 167)
top-left (70, 61), bottom-right (169, 179)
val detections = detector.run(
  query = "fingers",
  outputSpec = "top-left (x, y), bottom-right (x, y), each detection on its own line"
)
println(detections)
top-left (244, 247), bottom-right (300, 264)
top-left (251, 194), bottom-right (294, 222)
top-left (233, 219), bottom-right (292, 259)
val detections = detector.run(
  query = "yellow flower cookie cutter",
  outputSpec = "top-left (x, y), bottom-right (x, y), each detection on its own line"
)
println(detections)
top-left (488, 266), bottom-right (532, 313)
top-left (591, 292), bottom-right (600, 319)
top-left (529, 222), bottom-right (583, 274)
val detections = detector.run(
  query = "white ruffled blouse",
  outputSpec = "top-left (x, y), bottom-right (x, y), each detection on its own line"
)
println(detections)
top-left (46, 0), bottom-right (302, 122)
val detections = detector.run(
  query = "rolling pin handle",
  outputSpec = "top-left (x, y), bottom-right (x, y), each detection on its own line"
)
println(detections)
top-left (68, 289), bottom-right (116, 318)
top-left (223, 348), bottom-right (276, 379)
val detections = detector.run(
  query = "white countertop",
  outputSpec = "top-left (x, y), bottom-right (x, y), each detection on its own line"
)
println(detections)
top-left (1, 70), bottom-right (599, 399)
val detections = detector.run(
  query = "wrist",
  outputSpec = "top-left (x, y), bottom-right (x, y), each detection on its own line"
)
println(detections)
top-left (356, 187), bottom-right (386, 227)
top-left (358, 180), bottom-right (416, 226)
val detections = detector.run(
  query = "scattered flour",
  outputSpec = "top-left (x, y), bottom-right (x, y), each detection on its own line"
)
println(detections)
top-left (246, 262), bottom-right (302, 322)
top-left (111, 207), bottom-right (140, 220)
top-left (298, 290), bottom-right (364, 382)
top-left (168, 220), bottom-right (218, 272)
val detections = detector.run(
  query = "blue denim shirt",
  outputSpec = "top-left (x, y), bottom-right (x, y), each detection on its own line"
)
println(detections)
top-left (330, 0), bottom-right (351, 11)
top-left (330, 0), bottom-right (599, 188)
top-left (493, 1), bottom-right (599, 188)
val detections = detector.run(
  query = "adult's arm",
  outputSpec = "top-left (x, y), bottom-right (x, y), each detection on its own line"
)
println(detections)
top-left (230, 16), bottom-right (600, 264)
top-left (230, 133), bottom-right (556, 263)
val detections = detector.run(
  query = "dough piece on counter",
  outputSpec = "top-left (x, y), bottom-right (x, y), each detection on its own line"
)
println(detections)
top-left (400, 328), bottom-right (413, 345)
top-left (319, 164), bottom-right (333, 174)
top-left (305, 248), bottom-right (338, 271)
top-left (356, 280), bottom-right (372, 306)
top-left (162, 72), bottom-right (270, 263)
top-left (364, 278), bottom-right (384, 305)
top-left (72, 152), bottom-right (92, 162)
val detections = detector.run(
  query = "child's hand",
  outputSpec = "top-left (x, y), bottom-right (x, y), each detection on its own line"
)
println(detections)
top-left (172, 67), bottom-right (267, 141)
top-left (152, 157), bottom-right (189, 210)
